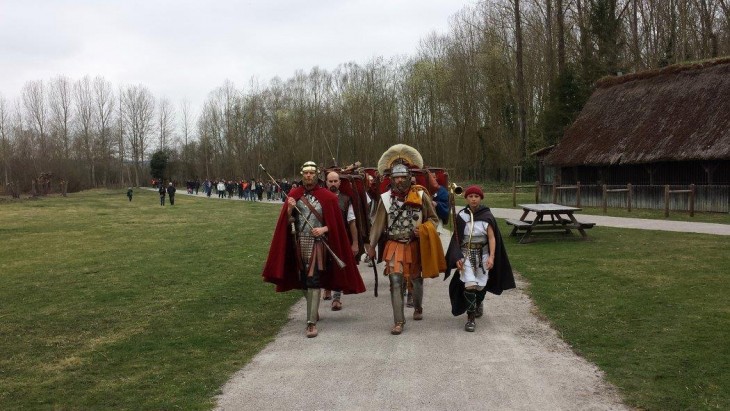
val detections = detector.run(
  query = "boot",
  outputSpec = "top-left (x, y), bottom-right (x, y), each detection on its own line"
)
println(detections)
top-left (413, 307), bottom-right (423, 321)
top-left (412, 277), bottom-right (424, 320)
top-left (331, 290), bottom-right (342, 311)
top-left (390, 274), bottom-right (405, 334)
top-left (465, 312), bottom-right (476, 332)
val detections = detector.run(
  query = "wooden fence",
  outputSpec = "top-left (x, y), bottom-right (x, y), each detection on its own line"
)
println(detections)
top-left (512, 181), bottom-right (539, 207)
top-left (538, 184), bottom-right (729, 213)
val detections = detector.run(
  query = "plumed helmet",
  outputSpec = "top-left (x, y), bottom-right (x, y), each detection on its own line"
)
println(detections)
top-left (391, 163), bottom-right (410, 177)
top-left (377, 144), bottom-right (423, 176)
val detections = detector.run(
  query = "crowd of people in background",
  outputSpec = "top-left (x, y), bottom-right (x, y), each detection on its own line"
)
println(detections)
top-left (149, 178), bottom-right (299, 203)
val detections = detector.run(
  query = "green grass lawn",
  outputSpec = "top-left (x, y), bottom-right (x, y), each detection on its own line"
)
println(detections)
top-left (0, 189), bottom-right (298, 410)
top-left (502, 222), bottom-right (730, 410)
top-left (1, 189), bottom-right (728, 410)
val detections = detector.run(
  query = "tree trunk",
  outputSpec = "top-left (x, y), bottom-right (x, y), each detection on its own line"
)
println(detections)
top-left (546, 0), bottom-right (555, 80)
top-left (557, 0), bottom-right (565, 74)
top-left (514, 0), bottom-right (528, 159)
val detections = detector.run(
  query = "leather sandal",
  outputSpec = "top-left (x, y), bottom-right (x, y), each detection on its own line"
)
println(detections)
top-left (390, 323), bottom-right (404, 335)
top-left (306, 323), bottom-right (318, 338)
top-left (331, 299), bottom-right (342, 311)
top-left (323, 290), bottom-right (332, 300)
top-left (413, 308), bottom-right (423, 321)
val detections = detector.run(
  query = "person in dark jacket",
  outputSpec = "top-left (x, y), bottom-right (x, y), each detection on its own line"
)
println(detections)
top-left (444, 185), bottom-right (515, 332)
top-left (167, 182), bottom-right (176, 206)
top-left (126, 187), bottom-right (133, 202)
top-left (158, 184), bottom-right (166, 206)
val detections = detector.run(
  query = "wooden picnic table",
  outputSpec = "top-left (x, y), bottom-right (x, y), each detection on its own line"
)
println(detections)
top-left (505, 203), bottom-right (595, 243)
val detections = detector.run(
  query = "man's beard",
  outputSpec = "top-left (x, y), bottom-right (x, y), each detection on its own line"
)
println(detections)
top-left (329, 186), bottom-right (338, 193)
top-left (394, 180), bottom-right (410, 193)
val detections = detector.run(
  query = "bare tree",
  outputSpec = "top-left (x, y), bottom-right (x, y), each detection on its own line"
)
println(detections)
top-left (75, 76), bottom-right (96, 186)
top-left (122, 85), bottom-right (156, 186)
top-left (0, 94), bottom-right (11, 186)
top-left (180, 99), bottom-right (192, 148)
top-left (157, 97), bottom-right (175, 151)
top-left (117, 87), bottom-right (127, 186)
top-left (49, 75), bottom-right (73, 161)
top-left (514, 0), bottom-right (529, 159)
top-left (94, 76), bottom-right (115, 186)
top-left (22, 80), bottom-right (48, 169)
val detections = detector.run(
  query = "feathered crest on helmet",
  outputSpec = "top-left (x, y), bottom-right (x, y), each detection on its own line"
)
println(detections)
top-left (377, 144), bottom-right (423, 175)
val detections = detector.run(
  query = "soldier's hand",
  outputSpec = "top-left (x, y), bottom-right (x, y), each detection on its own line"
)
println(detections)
top-left (366, 244), bottom-right (376, 259)
top-left (287, 197), bottom-right (296, 212)
top-left (311, 227), bottom-right (327, 237)
top-left (351, 243), bottom-right (358, 255)
top-left (456, 259), bottom-right (464, 271)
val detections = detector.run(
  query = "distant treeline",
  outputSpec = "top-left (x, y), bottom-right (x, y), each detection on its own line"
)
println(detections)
top-left (1, 0), bottom-right (728, 193)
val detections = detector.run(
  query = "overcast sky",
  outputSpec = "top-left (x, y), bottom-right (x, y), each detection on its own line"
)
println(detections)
top-left (1, 0), bottom-right (474, 115)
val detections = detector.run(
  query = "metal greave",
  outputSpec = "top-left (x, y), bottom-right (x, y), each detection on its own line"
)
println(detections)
top-left (389, 274), bottom-right (405, 325)
top-left (306, 288), bottom-right (321, 324)
top-left (412, 277), bottom-right (424, 310)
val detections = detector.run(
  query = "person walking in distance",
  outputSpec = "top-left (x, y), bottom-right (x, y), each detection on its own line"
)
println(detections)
top-left (167, 182), bottom-right (176, 206)
top-left (158, 183), bottom-right (166, 206)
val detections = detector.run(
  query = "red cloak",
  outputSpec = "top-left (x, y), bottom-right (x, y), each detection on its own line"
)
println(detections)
top-left (262, 185), bottom-right (366, 294)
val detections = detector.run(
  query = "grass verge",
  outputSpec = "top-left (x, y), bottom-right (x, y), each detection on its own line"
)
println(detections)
top-left (502, 222), bottom-right (729, 410)
top-left (0, 189), bottom-right (298, 410)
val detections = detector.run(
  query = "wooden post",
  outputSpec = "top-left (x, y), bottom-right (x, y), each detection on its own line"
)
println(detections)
top-left (512, 180), bottom-right (517, 207)
top-left (602, 184), bottom-right (607, 213)
top-left (576, 181), bottom-right (581, 208)
top-left (627, 183), bottom-right (632, 212)
top-left (689, 184), bottom-right (695, 217)
top-left (664, 185), bottom-right (670, 217)
top-left (534, 181), bottom-right (539, 203)
top-left (552, 182), bottom-right (557, 203)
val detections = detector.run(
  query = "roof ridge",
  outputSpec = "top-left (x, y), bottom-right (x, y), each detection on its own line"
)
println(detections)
top-left (596, 56), bottom-right (730, 89)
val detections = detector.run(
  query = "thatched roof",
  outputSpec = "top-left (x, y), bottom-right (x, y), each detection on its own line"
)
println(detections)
top-left (544, 58), bottom-right (730, 167)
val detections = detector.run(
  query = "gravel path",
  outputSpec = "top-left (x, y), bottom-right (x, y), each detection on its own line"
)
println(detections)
top-left (166, 189), bottom-right (725, 410)
top-left (215, 231), bottom-right (629, 410)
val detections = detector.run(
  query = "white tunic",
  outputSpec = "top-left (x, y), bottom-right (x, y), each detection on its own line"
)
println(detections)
top-left (458, 209), bottom-right (489, 288)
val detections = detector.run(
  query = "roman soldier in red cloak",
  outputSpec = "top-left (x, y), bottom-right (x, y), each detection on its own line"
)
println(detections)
top-left (262, 161), bottom-right (366, 338)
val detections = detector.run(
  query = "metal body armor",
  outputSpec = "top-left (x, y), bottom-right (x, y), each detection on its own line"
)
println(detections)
top-left (295, 193), bottom-right (325, 261)
top-left (382, 193), bottom-right (423, 242)
top-left (295, 193), bottom-right (324, 234)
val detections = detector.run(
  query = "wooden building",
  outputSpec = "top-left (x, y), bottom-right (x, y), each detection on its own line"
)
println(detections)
top-left (539, 58), bottom-right (730, 212)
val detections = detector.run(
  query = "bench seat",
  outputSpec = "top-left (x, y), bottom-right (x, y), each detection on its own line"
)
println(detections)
top-left (505, 218), bottom-right (531, 227)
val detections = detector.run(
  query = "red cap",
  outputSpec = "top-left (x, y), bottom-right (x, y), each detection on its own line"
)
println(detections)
top-left (464, 185), bottom-right (484, 199)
